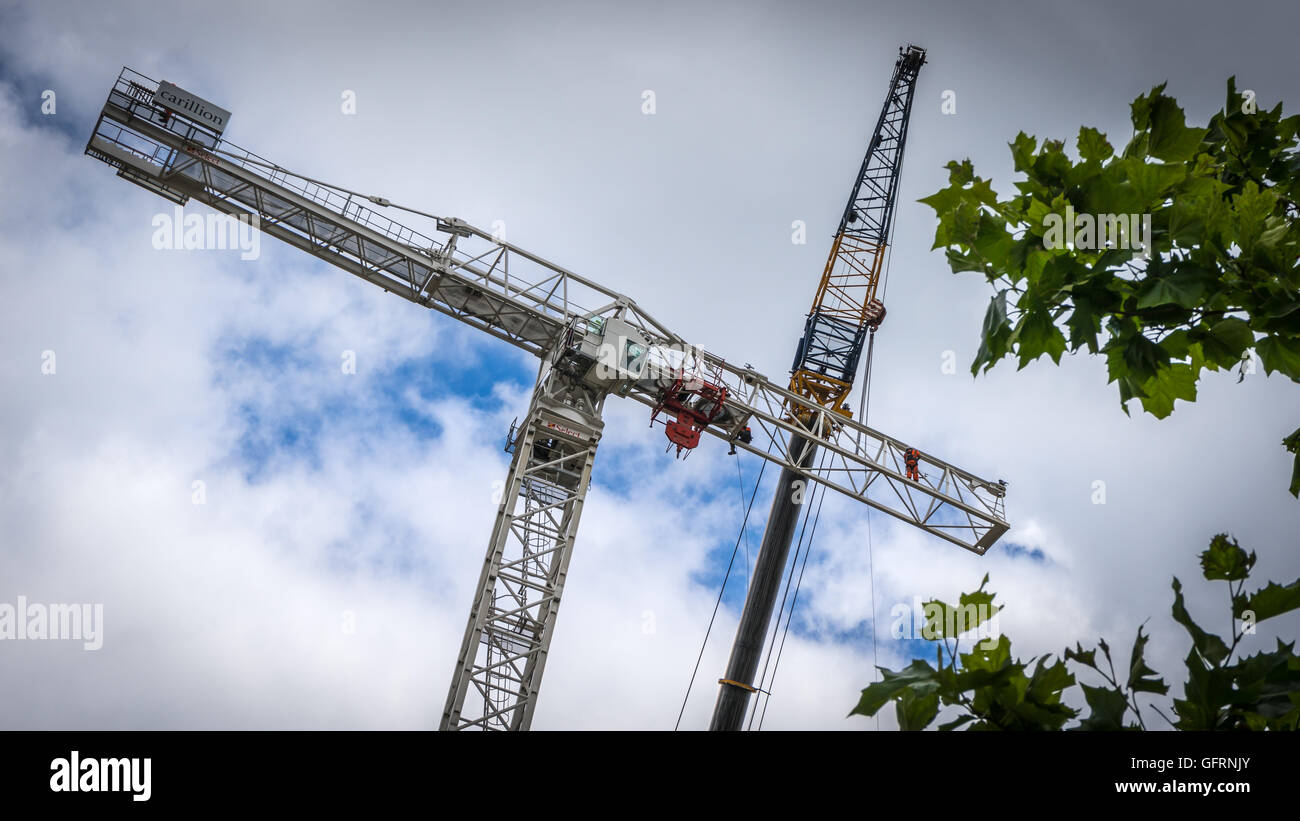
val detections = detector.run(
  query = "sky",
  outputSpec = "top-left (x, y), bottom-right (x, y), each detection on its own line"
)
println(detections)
top-left (0, 0), bottom-right (1297, 730)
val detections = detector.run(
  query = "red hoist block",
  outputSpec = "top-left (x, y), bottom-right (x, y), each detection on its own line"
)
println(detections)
top-left (864, 298), bottom-right (887, 329)
top-left (650, 377), bottom-right (728, 458)
top-left (665, 415), bottom-right (703, 451)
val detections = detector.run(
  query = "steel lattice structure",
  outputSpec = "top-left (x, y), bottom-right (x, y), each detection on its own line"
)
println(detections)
top-left (85, 59), bottom-right (1007, 730)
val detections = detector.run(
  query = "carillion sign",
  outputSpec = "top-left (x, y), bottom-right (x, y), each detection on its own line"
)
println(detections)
top-left (152, 81), bottom-right (231, 135)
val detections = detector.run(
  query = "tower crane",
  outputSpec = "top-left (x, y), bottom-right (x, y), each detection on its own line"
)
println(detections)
top-left (83, 48), bottom-right (1007, 731)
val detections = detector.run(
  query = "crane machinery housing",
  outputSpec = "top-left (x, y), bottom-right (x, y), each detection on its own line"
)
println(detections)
top-left (83, 44), bottom-right (1008, 731)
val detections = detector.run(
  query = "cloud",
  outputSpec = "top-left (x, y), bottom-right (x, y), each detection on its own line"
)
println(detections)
top-left (1, 0), bottom-right (1298, 731)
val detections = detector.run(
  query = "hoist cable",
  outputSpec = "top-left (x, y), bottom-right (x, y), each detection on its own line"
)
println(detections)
top-left (859, 336), bottom-right (881, 718)
top-left (861, 153), bottom-right (903, 728)
top-left (745, 452), bottom-right (823, 729)
top-left (754, 462), bottom-right (829, 730)
top-left (740, 459), bottom-right (752, 588)
top-left (674, 456), bottom-right (768, 730)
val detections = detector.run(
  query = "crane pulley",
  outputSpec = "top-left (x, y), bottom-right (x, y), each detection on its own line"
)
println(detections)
top-left (650, 372), bottom-right (730, 457)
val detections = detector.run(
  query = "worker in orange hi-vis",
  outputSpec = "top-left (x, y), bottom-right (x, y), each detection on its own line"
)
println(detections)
top-left (903, 447), bottom-right (922, 481)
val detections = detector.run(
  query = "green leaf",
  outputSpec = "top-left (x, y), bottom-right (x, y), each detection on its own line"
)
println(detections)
top-left (920, 582), bottom-right (1003, 641)
top-left (946, 158), bottom-right (976, 186)
top-left (1026, 655), bottom-right (1077, 704)
top-left (1064, 642), bottom-right (1099, 671)
top-left (1147, 94), bottom-right (1208, 162)
top-left (1022, 248), bottom-right (1051, 287)
top-left (1127, 624), bottom-right (1169, 696)
top-left (960, 632), bottom-right (1013, 673)
top-left (1076, 684), bottom-right (1131, 730)
top-left (1200, 533), bottom-right (1255, 582)
top-left (1122, 157), bottom-right (1186, 203)
top-left (950, 199), bottom-right (981, 246)
top-left (1066, 297), bottom-right (1103, 354)
top-left (1285, 426), bottom-right (1300, 498)
top-left (1136, 266), bottom-right (1216, 309)
top-left (1232, 181), bottom-right (1278, 255)
top-left (918, 185), bottom-right (965, 227)
top-left (1130, 82), bottom-right (1168, 131)
top-left (1257, 335), bottom-right (1300, 381)
top-left (849, 659), bottom-right (939, 718)
top-left (972, 290), bottom-right (1011, 374)
top-left (945, 248), bottom-right (988, 274)
top-left (972, 214), bottom-right (1015, 266)
top-left (1137, 362), bottom-right (1197, 419)
top-left (937, 714), bottom-right (976, 731)
top-left (1122, 332), bottom-right (1170, 385)
top-left (1016, 305), bottom-right (1067, 369)
top-left (1010, 132), bottom-right (1038, 171)
top-left (1257, 215), bottom-right (1290, 250)
top-left (1077, 126), bottom-right (1113, 162)
top-left (896, 686), bottom-right (940, 730)
top-left (1104, 339), bottom-right (1148, 412)
top-left (1167, 198), bottom-right (1207, 245)
top-left (1174, 648), bottom-right (1234, 729)
top-left (1236, 578), bottom-right (1300, 624)
top-left (1199, 317), bottom-right (1256, 369)
top-left (1030, 254), bottom-right (1071, 297)
top-left (1255, 293), bottom-right (1300, 335)
top-left (1012, 656), bottom-right (1079, 730)
top-left (1172, 577), bottom-right (1231, 667)
top-left (1223, 641), bottom-right (1300, 727)
top-left (1025, 198), bottom-right (1051, 230)
top-left (1032, 139), bottom-right (1072, 185)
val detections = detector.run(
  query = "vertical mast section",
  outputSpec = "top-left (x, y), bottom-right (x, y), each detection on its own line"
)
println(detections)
top-left (710, 44), bottom-right (926, 731)
top-left (441, 343), bottom-right (606, 730)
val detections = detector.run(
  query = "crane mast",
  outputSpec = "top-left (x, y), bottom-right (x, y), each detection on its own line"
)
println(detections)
top-left (710, 44), bottom-right (927, 731)
top-left (84, 58), bottom-right (1005, 730)
top-left (442, 343), bottom-right (607, 729)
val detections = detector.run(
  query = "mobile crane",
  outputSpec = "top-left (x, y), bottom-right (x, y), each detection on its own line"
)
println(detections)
top-left (711, 43), bottom-right (936, 730)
